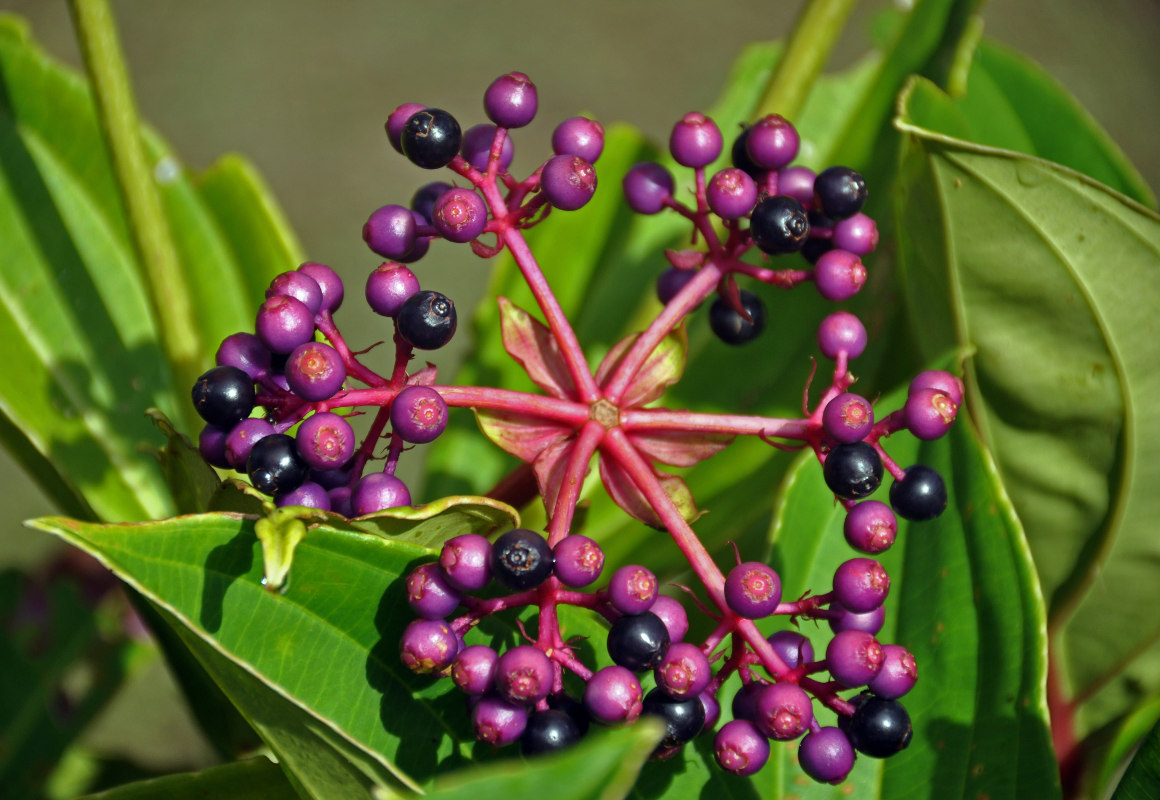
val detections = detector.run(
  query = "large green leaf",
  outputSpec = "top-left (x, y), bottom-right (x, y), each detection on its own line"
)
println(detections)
top-left (77, 757), bottom-right (298, 800)
top-left (1110, 717), bottom-right (1160, 800)
top-left (894, 77), bottom-right (1160, 737)
top-left (759, 403), bottom-right (1058, 798)
top-left (0, 16), bottom-right (297, 522)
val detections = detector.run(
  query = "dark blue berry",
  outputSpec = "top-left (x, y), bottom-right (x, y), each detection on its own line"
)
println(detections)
top-left (607, 612), bottom-right (670, 672)
top-left (491, 528), bottom-right (554, 591)
top-left (247, 433), bottom-right (309, 497)
top-left (750, 195), bottom-right (809, 255)
top-left (709, 290), bottom-right (765, 345)
top-left (814, 166), bottom-right (868, 220)
top-left (846, 696), bottom-right (912, 758)
top-left (401, 108), bottom-right (461, 169)
top-left (889, 465), bottom-right (947, 521)
top-left (192, 365), bottom-right (255, 428)
top-left (823, 442), bottom-right (883, 500)
top-left (397, 290), bottom-right (457, 350)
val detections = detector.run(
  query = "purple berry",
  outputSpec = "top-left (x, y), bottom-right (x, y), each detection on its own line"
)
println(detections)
top-left (459, 123), bottom-right (514, 172)
top-left (649, 595), bottom-right (689, 644)
top-left (552, 535), bottom-right (604, 588)
top-left (495, 645), bottom-right (553, 705)
top-left (399, 618), bottom-right (457, 675)
top-left (328, 486), bottom-right (353, 517)
top-left (607, 564), bottom-right (658, 615)
top-left (828, 601), bottom-right (886, 635)
top-left (295, 411), bottom-right (356, 472)
top-left (754, 682), bottom-right (813, 740)
top-left (433, 187), bottom-right (488, 243)
top-left (868, 644), bottom-right (918, 699)
top-left (401, 108), bottom-right (462, 170)
top-left (584, 665), bottom-right (643, 724)
top-left (396, 211), bottom-right (431, 264)
top-left (216, 332), bottom-right (271, 379)
top-left (890, 464), bottom-right (948, 521)
top-left (767, 630), bottom-right (814, 669)
top-left (439, 533), bottom-right (493, 592)
top-left (655, 266), bottom-right (697, 305)
top-left (669, 112), bottom-right (723, 168)
top-left (385, 102), bottom-right (425, 153)
top-left (351, 473), bottom-right (411, 515)
top-left (904, 388), bottom-right (958, 440)
top-left (745, 114), bottom-right (799, 170)
top-left (225, 417), bottom-right (274, 471)
top-left (814, 249), bottom-right (867, 301)
top-left (311, 461), bottom-right (353, 490)
top-left (198, 424), bottom-right (230, 469)
top-left (406, 562), bottom-right (462, 620)
top-left (700, 691), bottom-right (721, 731)
top-left (472, 694), bottom-right (528, 745)
top-left (274, 480), bottom-right (330, 510)
top-left (724, 561), bottom-right (782, 619)
top-left (731, 681), bottom-right (765, 722)
top-left (286, 341), bottom-right (346, 402)
top-left (832, 212), bottom-right (879, 255)
top-left (653, 642), bottom-right (711, 700)
top-left (909, 369), bottom-right (965, 407)
top-left (255, 294), bottom-right (316, 354)
top-left (297, 262), bottom-right (344, 314)
top-left (541, 155), bottom-right (597, 211)
top-left (817, 311), bottom-right (867, 360)
top-left (799, 727), bottom-right (855, 784)
top-left (826, 629), bottom-right (885, 688)
top-left (707, 167), bottom-right (758, 219)
top-left (411, 181), bottom-right (453, 224)
top-left (822, 392), bottom-right (874, 444)
top-left (484, 72), bottom-right (537, 128)
top-left (391, 386), bottom-right (448, 445)
top-left (843, 500), bottom-right (897, 554)
top-left (266, 270), bottom-right (323, 315)
top-left (552, 116), bottom-right (604, 163)
top-left (452, 645), bottom-right (499, 695)
top-left (833, 558), bottom-right (891, 614)
top-left (366, 262), bottom-right (420, 318)
top-left (714, 719), bottom-right (769, 776)
top-left (363, 204), bottom-right (418, 261)
top-left (777, 166), bottom-right (817, 207)
top-left (623, 162), bottom-right (674, 215)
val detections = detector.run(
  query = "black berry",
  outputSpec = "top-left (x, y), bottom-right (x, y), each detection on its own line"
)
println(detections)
top-left (401, 108), bottom-right (462, 169)
top-left (846, 696), bottom-right (912, 758)
top-left (823, 442), bottom-right (883, 500)
top-left (750, 195), bottom-right (809, 255)
top-left (397, 290), bottom-right (457, 350)
top-left (491, 528), bottom-right (554, 591)
top-left (642, 687), bottom-right (706, 750)
top-left (607, 611), bottom-right (670, 672)
top-left (191, 365), bottom-right (255, 428)
top-left (521, 709), bottom-right (581, 757)
top-left (730, 126), bottom-right (762, 178)
top-left (247, 433), bottom-right (309, 497)
top-left (889, 464), bottom-right (947, 521)
top-left (709, 290), bottom-right (765, 345)
top-left (814, 166), bottom-right (868, 220)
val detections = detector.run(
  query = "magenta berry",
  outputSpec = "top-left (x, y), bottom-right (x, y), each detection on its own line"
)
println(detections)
top-left (669, 112), bottom-right (723, 168)
top-left (833, 212), bottom-right (879, 255)
top-left (471, 694), bottom-right (528, 745)
top-left (541, 154), bottom-right (597, 211)
top-left (552, 534), bottom-right (604, 588)
top-left (826, 629), bottom-right (885, 687)
top-left (459, 123), bottom-right (514, 172)
top-left (484, 72), bottom-right (537, 128)
top-left (909, 369), bottom-right (965, 407)
top-left (714, 719), bottom-right (769, 776)
top-left (817, 311), bottom-right (867, 360)
top-left (552, 116), bottom-right (604, 163)
top-left (216, 332), bottom-right (271, 380)
top-left (255, 294), bottom-right (316, 354)
top-left (777, 165), bottom-right (817, 207)
top-left (654, 642), bottom-right (711, 700)
top-left (452, 644), bottom-right (499, 695)
top-left (225, 417), bottom-right (274, 471)
top-left (843, 500), bottom-right (898, 554)
top-left (814, 249), bottom-right (867, 301)
top-left (745, 114), bottom-right (799, 170)
top-left (297, 261), bottom-right (344, 314)
top-left (799, 727), bottom-right (856, 784)
top-left (399, 618), bottom-right (458, 675)
top-left (868, 644), bottom-right (918, 699)
top-left (366, 262), bottom-right (420, 318)
top-left (754, 682), bottom-right (813, 740)
top-left (350, 472), bottom-right (411, 515)
top-left (267, 270), bottom-right (323, 315)
top-left (275, 480), bottom-right (330, 510)
top-left (607, 564), bottom-right (658, 615)
top-left (822, 392), bottom-right (874, 444)
top-left (731, 681), bottom-right (765, 723)
top-left (391, 385), bottom-right (448, 444)
top-left (385, 102), bottom-right (425, 153)
top-left (833, 557), bottom-right (891, 613)
top-left (495, 645), bottom-right (553, 705)
top-left (363, 204), bottom-right (418, 260)
top-left (829, 601), bottom-right (886, 635)
top-left (295, 411), bottom-right (356, 472)
top-left (649, 595), bottom-right (689, 644)
top-left (286, 341), bottom-right (346, 402)
top-left (707, 167), bottom-right (758, 219)
top-left (584, 665), bottom-right (643, 724)
top-left (767, 630), bottom-right (814, 669)
top-left (724, 561), bottom-right (782, 618)
top-left (623, 162), bottom-right (674, 215)
top-left (433, 187), bottom-right (488, 243)
top-left (406, 562), bottom-right (461, 620)
top-left (198, 424), bottom-right (230, 469)
top-left (439, 533), bottom-right (493, 592)
top-left (904, 387), bottom-right (958, 440)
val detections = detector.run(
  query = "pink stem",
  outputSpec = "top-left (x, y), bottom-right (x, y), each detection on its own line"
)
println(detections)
top-left (547, 420), bottom-right (605, 547)
top-left (621, 408), bottom-right (812, 440)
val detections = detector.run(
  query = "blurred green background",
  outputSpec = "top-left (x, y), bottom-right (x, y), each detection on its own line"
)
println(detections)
top-left (1, 0), bottom-right (1156, 781)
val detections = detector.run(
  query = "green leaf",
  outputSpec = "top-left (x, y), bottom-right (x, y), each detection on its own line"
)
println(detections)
top-left (1111, 717), bottom-right (1160, 800)
top-left (0, 16), bottom-right (297, 522)
top-left (77, 757), bottom-right (298, 800)
top-left (762, 403), bottom-right (1059, 799)
top-left (423, 722), bottom-right (662, 800)
top-left (147, 409), bottom-right (221, 515)
top-left (895, 80), bottom-right (1160, 736)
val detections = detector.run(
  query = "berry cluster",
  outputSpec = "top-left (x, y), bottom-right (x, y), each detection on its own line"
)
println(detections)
top-left (191, 72), bottom-right (962, 784)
